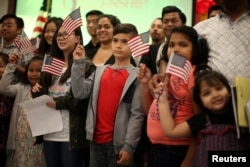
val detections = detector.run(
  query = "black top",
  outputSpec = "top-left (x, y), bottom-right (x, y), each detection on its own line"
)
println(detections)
top-left (140, 44), bottom-right (161, 74)
top-left (187, 110), bottom-right (235, 136)
top-left (84, 40), bottom-right (101, 58)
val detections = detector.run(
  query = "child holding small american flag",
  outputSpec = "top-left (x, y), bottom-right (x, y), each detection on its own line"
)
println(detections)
top-left (71, 23), bottom-right (145, 167)
top-left (157, 68), bottom-right (250, 167)
top-left (0, 56), bottom-right (45, 166)
top-left (32, 23), bottom-right (95, 167)
top-left (137, 26), bottom-right (210, 167)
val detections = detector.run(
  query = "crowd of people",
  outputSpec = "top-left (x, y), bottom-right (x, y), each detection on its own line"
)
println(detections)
top-left (0, 0), bottom-right (250, 167)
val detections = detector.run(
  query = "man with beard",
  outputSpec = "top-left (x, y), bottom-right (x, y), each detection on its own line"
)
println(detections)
top-left (140, 6), bottom-right (186, 74)
top-left (149, 18), bottom-right (165, 45)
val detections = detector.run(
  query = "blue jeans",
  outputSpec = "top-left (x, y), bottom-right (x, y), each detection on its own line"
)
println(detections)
top-left (147, 144), bottom-right (188, 167)
top-left (89, 141), bottom-right (127, 167)
top-left (44, 141), bottom-right (88, 167)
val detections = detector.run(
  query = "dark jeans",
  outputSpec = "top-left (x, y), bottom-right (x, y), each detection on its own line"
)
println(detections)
top-left (0, 150), bottom-right (7, 167)
top-left (89, 141), bottom-right (128, 167)
top-left (132, 118), bottom-right (151, 167)
top-left (147, 144), bottom-right (188, 167)
top-left (44, 141), bottom-right (88, 167)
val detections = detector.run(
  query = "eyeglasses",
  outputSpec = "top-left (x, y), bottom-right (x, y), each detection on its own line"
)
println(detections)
top-left (55, 32), bottom-right (70, 40)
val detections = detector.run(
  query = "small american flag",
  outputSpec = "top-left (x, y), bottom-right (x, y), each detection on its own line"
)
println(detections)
top-left (42, 54), bottom-right (65, 77)
top-left (14, 31), bottom-right (32, 53)
top-left (128, 31), bottom-right (149, 57)
top-left (62, 7), bottom-right (83, 35)
top-left (22, 37), bottom-right (39, 54)
top-left (13, 34), bottom-right (21, 48)
top-left (165, 53), bottom-right (192, 84)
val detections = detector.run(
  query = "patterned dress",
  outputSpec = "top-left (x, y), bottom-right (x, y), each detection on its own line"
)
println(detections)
top-left (0, 95), bottom-right (14, 167)
top-left (0, 95), bottom-right (13, 151)
top-left (6, 91), bottom-right (45, 167)
top-left (192, 115), bottom-right (250, 167)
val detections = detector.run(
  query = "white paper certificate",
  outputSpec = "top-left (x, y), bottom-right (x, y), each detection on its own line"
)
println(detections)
top-left (19, 95), bottom-right (63, 137)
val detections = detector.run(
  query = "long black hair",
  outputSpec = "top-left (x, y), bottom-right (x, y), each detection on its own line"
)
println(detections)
top-left (193, 67), bottom-right (231, 113)
top-left (42, 25), bottom-right (83, 87)
top-left (161, 26), bottom-right (210, 74)
top-left (38, 17), bottom-right (63, 55)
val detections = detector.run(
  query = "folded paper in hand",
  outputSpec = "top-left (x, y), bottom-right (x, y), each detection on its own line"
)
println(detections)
top-left (19, 95), bottom-right (63, 137)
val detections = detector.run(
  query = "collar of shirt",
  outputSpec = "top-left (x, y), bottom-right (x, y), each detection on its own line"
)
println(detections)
top-left (219, 10), bottom-right (250, 20)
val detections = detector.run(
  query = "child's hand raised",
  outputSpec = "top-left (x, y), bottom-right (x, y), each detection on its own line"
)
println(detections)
top-left (158, 76), bottom-right (169, 101)
top-left (137, 63), bottom-right (152, 84)
top-left (73, 44), bottom-right (86, 60)
top-left (9, 53), bottom-right (20, 64)
top-left (148, 73), bottom-right (165, 97)
top-left (32, 83), bottom-right (42, 93)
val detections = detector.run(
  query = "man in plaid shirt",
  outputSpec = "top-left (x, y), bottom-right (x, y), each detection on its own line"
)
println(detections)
top-left (0, 14), bottom-right (34, 84)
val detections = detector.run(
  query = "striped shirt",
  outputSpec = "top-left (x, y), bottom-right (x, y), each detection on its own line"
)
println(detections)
top-left (194, 11), bottom-right (250, 85)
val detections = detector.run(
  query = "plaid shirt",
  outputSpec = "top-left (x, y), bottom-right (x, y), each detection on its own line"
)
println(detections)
top-left (194, 11), bottom-right (250, 85)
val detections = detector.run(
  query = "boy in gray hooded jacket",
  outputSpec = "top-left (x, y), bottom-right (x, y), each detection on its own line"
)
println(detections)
top-left (71, 23), bottom-right (145, 167)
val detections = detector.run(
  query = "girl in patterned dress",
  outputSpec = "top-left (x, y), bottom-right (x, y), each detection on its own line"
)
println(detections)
top-left (157, 68), bottom-right (250, 167)
top-left (0, 56), bottom-right (45, 167)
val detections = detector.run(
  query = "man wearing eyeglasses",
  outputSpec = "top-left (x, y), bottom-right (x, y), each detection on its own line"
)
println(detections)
top-left (0, 14), bottom-right (34, 84)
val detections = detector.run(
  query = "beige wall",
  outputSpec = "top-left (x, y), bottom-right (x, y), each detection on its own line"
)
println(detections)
top-left (0, 0), bottom-right (9, 18)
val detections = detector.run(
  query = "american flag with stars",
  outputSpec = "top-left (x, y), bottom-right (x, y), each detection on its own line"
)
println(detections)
top-left (42, 54), bottom-right (65, 77)
top-left (128, 31), bottom-right (149, 57)
top-left (22, 37), bottom-right (39, 55)
top-left (62, 7), bottom-right (83, 35)
top-left (165, 53), bottom-right (192, 84)
top-left (13, 31), bottom-right (32, 53)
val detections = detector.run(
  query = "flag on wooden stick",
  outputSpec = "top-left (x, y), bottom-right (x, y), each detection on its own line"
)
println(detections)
top-left (165, 53), bottom-right (192, 84)
top-left (62, 7), bottom-right (83, 35)
top-left (128, 31), bottom-right (149, 57)
top-left (42, 54), bottom-right (65, 77)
